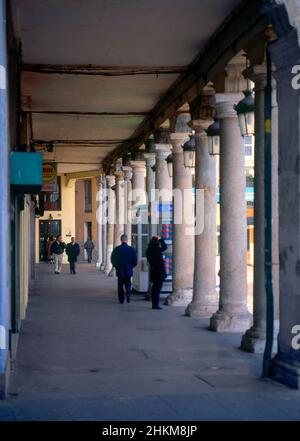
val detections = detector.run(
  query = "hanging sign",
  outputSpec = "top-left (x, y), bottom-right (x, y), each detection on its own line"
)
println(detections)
top-left (42, 162), bottom-right (57, 192)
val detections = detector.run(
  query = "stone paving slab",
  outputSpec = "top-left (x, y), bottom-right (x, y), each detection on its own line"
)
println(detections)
top-left (0, 264), bottom-right (299, 421)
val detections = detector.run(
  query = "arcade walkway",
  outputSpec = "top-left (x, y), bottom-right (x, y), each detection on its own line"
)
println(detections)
top-left (0, 264), bottom-right (300, 421)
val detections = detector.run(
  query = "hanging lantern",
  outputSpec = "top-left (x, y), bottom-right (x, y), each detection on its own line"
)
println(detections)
top-left (206, 119), bottom-right (220, 155)
top-left (182, 134), bottom-right (196, 169)
top-left (234, 89), bottom-right (255, 136)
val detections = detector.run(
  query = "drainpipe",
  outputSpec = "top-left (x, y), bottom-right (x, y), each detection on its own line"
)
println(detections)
top-left (262, 43), bottom-right (274, 377)
top-left (0, 0), bottom-right (11, 396)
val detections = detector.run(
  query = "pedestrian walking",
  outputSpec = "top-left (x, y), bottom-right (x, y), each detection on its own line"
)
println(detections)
top-left (84, 237), bottom-right (95, 263)
top-left (146, 236), bottom-right (167, 310)
top-left (111, 234), bottom-right (137, 304)
top-left (46, 235), bottom-right (55, 264)
top-left (66, 237), bottom-right (80, 274)
top-left (50, 235), bottom-right (66, 274)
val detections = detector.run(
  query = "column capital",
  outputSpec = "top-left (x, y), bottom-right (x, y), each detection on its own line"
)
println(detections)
top-left (155, 144), bottom-right (171, 160)
top-left (190, 119), bottom-right (213, 135)
top-left (170, 111), bottom-right (192, 134)
top-left (106, 175), bottom-right (116, 188)
top-left (122, 166), bottom-right (133, 181)
top-left (130, 160), bottom-right (146, 172)
top-left (224, 53), bottom-right (248, 93)
top-left (216, 93), bottom-right (241, 119)
top-left (143, 152), bottom-right (156, 167)
top-left (170, 132), bottom-right (190, 153)
top-left (114, 170), bottom-right (125, 181)
top-left (96, 175), bottom-right (104, 188)
top-left (189, 87), bottom-right (216, 121)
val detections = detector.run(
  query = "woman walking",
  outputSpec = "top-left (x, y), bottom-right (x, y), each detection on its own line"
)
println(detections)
top-left (145, 236), bottom-right (167, 310)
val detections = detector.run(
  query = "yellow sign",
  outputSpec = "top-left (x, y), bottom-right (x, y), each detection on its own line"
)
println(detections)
top-left (42, 163), bottom-right (57, 192)
top-left (43, 163), bottom-right (56, 183)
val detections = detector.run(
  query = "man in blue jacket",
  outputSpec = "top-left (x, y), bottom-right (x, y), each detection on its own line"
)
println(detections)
top-left (111, 234), bottom-right (137, 304)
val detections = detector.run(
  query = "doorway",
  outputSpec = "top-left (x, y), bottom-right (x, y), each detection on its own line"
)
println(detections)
top-left (39, 220), bottom-right (62, 261)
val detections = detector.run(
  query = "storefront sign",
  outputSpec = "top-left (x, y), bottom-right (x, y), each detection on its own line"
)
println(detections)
top-left (42, 162), bottom-right (57, 192)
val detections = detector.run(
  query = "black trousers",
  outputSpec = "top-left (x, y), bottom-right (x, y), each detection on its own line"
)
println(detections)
top-left (118, 276), bottom-right (132, 303)
top-left (69, 261), bottom-right (76, 274)
top-left (87, 250), bottom-right (93, 263)
top-left (151, 278), bottom-right (164, 309)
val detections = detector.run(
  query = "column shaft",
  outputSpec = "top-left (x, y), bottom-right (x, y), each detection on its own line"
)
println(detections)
top-left (165, 135), bottom-right (194, 306)
top-left (210, 99), bottom-right (250, 332)
top-left (96, 176), bottom-right (103, 268)
top-left (104, 176), bottom-right (115, 275)
top-left (100, 176), bottom-right (107, 271)
top-left (186, 123), bottom-right (217, 317)
top-left (123, 167), bottom-right (132, 246)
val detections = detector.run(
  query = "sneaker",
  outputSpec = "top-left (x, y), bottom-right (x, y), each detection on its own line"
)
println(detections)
top-left (126, 296), bottom-right (130, 303)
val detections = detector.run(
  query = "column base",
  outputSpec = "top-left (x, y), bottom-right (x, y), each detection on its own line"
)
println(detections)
top-left (271, 356), bottom-right (300, 390)
top-left (210, 309), bottom-right (250, 333)
top-left (164, 288), bottom-right (193, 307)
top-left (240, 325), bottom-right (278, 354)
top-left (185, 302), bottom-right (217, 318)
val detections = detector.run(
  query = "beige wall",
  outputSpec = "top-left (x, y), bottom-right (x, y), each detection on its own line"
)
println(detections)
top-left (35, 174), bottom-right (76, 263)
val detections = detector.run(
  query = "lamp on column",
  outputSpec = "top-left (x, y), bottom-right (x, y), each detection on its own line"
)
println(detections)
top-left (206, 119), bottom-right (220, 156)
top-left (234, 89), bottom-right (255, 137)
top-left (182, 134), bottom-right (196, 169)
top-left (166, 154), bottom-right (173, 178)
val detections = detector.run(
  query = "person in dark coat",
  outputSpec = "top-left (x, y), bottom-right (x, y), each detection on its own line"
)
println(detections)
top-left (66, 237), bottom-right (80, 274)
top-left (84, 238), bottom-right (95, 263)
top-left (146, 236), bottom-right (167, 310)
top-left (111, 234), bottom-right (137, 304)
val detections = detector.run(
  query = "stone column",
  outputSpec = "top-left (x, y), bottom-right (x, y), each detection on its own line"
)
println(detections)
top-left (96, 175), bottom-right (103, 268)
top-left (165, 113), bottom-right (194, 306)
top-left (113, 170), bottom-right (125, 248)
top-left (104, 175), bottom-right (115, 275)
top-left (210, 95), bottom-right (250, 332)
top-left (154, 131), bottom-right (172, 240)
top-left (130, 160), bottom-right (146, 207)
top-left (241, 64), bottom-right (279, 352)
top-left (123, 166), bottom-right (133, 245)
top-left (186, 95), bottom-right (218, 317)
top-left (144, 153), bottom-right (156, 240)
top-left (269, 30), bottom-right (300, 389)
top-left (100, 175), bottom-right (107, 271)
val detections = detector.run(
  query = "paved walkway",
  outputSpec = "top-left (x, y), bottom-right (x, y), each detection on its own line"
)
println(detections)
top-left (0, 264), bottom-right (299, 421)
